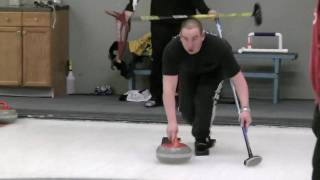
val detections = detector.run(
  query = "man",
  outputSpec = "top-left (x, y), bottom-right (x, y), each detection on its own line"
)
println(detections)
top-left (124, 0), bottom-right (215, 107)
top-left (162, 18), bottom-right (252, 156)
top-left (310, 0), bottom-right (320, 179)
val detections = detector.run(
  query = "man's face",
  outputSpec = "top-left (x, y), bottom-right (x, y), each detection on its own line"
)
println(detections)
top-left (180, 27), bottom-right (205, 55)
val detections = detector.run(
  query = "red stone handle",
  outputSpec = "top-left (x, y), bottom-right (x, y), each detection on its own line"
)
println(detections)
top-left (0, 101), bottom-right (11, 110)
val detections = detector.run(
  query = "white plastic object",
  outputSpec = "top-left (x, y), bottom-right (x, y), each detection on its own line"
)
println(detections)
top-left (238, 32), bottom-right (289, 53)
top-left (53, 0), bottom-right (62, 4)
top-left (66, 71), bottom-right (75, 94)
top-left (238, 48), bottom-right (288, 53)
top-left (66, 60), bottom-right (75, 94)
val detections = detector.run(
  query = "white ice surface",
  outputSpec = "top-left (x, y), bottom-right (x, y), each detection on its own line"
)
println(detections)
top-left (0, 118), bottom-right (315, 180)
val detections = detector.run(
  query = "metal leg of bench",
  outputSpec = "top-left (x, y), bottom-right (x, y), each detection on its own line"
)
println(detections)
top-left (273, 77), bottom-right (279, 104)
top-left (128, 75), bottom-right (136, 90)
top-left (128, 79), bottom-right (133, 90)
top-left (273, 58), bottom-right (281, 104)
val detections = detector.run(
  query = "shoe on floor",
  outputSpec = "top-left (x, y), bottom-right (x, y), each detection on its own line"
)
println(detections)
top-left (195, 137), bottom-right (216, 156)
top-left (144, 99), bottom-right (162, 108)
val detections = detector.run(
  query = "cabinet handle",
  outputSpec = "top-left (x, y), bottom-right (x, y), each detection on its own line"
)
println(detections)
top-left (33, 17), bottom-right (39, 22)
top-left (4, 17), bottom-right (10, 22)
top-left (22, 30), bottom-right (26, 35)
top-left (16, 31), bottom-right (21, 36)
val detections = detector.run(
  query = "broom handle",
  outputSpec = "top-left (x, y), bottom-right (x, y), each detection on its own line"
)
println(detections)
top-left (131, 12), bottom-right (252, 21)
top-left (230, 81), bottom-right (254, 157)
top-left (242, 126), bottom-right (253, 157)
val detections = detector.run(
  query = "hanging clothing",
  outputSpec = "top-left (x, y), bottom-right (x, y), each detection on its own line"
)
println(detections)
top-left (310, 1), bottom-right (320, 179)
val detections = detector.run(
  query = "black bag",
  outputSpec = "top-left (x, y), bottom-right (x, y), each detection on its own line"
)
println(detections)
top-left (108, 41), bottom-right (132, 79)
top-left (108, 41), bottom-right (151, 79)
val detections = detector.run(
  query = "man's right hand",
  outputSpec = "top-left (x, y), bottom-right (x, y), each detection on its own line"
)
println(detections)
top-left (167, 122), bottom-right (178, 142)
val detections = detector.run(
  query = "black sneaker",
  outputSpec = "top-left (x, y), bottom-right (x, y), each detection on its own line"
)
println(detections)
top-left (195, 137), bottom-right (216, 156)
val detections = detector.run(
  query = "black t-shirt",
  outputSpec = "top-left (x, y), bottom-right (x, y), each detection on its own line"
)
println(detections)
top-left (162, 33), bottom-right (240, 82)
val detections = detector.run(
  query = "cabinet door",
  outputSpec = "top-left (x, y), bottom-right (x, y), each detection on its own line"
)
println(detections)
top-left (22, 27), bottom-right (51, 87)
top-left (0, 27), bottom-right (22, 86)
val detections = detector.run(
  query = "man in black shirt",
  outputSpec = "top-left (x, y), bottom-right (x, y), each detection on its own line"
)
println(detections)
top-left (162, 19), bottom-right (252, 156)
top-left (124, 0), bottom-right (215, 107)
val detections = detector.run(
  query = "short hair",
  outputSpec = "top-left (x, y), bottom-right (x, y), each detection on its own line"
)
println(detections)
top-left (180, 18), bottom-right (204, 33)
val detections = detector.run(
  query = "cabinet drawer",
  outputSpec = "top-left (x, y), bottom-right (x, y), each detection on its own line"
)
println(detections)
top-left (22, 12), bottom-right (51, 27)
top-left (0, 12), bottom-right (22, 26)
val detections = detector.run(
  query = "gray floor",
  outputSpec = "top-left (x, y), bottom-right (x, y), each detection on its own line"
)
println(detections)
top-left (0, 95), bottom-right (314, 127)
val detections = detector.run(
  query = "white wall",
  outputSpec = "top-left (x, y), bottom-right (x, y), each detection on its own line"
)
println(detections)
top-left (1, 0), bottom-right (317, 100)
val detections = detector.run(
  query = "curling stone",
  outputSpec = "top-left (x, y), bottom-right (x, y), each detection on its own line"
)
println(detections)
top-left (0, 101), bottom-right (17, 124)
top-left (156, 137), bottom-right (192, 164)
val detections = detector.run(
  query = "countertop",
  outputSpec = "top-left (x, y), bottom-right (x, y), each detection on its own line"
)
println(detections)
top-left (0, 4), bottom-right (69, 12)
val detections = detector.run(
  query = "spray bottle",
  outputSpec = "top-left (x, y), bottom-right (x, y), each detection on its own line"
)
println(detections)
top-left (66, 60), bottom-right (75, 94)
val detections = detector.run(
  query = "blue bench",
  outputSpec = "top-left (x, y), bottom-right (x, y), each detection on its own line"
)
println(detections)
top-left (128, 68), bottom-right (151, 90)
top-left (234, 52), bottom-right (298, 104)
top-left (129, 52), bottom-right (298, 104)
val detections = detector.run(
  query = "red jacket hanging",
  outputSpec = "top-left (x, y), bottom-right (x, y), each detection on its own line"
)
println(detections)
top-left (311, 0), bottom-right (320, 104)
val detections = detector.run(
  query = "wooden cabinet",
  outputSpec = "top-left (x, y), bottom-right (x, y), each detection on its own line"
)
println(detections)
top-left (23, 26), bottom-right (51, 87)
top-left (0, 9), bottom-right (69, 97)
top-left (0, 26), bottom-right (22, 86)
